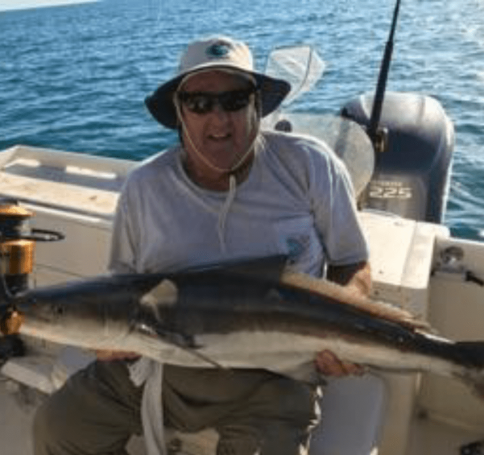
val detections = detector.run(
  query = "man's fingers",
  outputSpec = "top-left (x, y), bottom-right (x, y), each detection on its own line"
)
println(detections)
top-left (315, 350), bottom-right (366, 377)
top-left (344, 362), bottom-right (366, 376)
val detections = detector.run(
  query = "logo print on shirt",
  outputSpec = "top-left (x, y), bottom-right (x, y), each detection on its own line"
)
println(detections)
top-left (286, 235), bottom-right (310, 264)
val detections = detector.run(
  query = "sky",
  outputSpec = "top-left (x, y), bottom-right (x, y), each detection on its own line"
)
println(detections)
top-left (0, 0), bottom-right (98, 11)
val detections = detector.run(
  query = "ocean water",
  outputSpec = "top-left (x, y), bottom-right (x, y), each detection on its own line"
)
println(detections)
top-left (0, 0), bottom-right (483, 240)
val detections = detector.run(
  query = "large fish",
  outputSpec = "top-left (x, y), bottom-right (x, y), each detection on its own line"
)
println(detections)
top-left (1, 256), bottom-right (484, 394)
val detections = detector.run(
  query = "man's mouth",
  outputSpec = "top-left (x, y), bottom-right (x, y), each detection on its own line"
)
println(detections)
top-left (209, 132), bottom-right (231, 141)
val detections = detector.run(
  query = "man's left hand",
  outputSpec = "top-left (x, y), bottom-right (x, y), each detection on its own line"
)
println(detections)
top-left (315, 350), bottom-right (366, 377)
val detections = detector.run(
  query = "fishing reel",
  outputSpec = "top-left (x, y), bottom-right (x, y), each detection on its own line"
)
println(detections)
top-left (0, 198), bottom-right (64, 296)
top-left (0, 199), bottom-right (64, 361)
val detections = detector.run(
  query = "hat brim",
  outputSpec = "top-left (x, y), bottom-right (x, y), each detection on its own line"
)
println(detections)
top-left (145, 67), bottom-right (291, 129)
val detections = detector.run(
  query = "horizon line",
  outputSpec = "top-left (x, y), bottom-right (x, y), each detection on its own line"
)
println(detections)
top-left (0, 0), bottom-right (99, 12)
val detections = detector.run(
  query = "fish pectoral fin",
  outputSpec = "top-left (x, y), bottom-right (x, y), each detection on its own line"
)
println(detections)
top-left (137, 320), bottom-right (224, 369)
top-left (135, 319), bottom-right (196, 348)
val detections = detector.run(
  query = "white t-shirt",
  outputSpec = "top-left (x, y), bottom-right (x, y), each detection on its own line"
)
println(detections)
top-left (109, 131), bottom-right (368, 276)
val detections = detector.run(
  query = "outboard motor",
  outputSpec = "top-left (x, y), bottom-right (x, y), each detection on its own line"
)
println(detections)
top-left (342, 91), bottom-right (454, 223)
top-left (0, 199), bottom-right (63, 360)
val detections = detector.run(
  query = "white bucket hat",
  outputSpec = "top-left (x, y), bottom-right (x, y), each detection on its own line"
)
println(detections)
top-left (145, 36), bottom-right (291, 129)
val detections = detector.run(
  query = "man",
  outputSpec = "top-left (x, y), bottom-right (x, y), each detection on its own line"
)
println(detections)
top-left (34, 36), bottom-right (371, 455)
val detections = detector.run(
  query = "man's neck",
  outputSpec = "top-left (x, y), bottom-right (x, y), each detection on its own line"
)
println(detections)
top-left (182, 153), bottom-right (254, 191)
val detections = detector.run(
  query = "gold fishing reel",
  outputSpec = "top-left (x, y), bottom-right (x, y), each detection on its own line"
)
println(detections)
top-left (0, 199), bottom-right (64, 294)
top-left (0, 200), bottom-right (63, 345)
top-left (0, 204), bottom-right (36, 280)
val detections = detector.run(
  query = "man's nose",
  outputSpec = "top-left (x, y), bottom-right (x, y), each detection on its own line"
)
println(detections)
top-left (210, 103), bottom-right (230, 122)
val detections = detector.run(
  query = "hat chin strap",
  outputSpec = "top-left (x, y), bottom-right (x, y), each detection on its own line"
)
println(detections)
top-left (173, 94), bottom-right (261, 177)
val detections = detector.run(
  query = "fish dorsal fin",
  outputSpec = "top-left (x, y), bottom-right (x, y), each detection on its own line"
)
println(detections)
top-left (189, 255), bottom-right (288, 282)
top-left (140, 279), bottom-right (178, 308)
top-left (280, 271), bottom-right (431, 332)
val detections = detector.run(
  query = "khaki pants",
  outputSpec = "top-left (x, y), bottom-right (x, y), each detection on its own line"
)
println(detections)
top-left (33, 360), bottom-right (319, 455)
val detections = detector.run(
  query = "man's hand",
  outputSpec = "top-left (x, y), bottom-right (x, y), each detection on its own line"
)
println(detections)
top-left (95, 350), bottom-right (140, 361)
top-left (315, 350), bottom-right (365, 377)
top-left (326, 261), bottom-right (372, 297)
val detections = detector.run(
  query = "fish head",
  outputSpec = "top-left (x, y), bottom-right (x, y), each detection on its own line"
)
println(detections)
top-left (12, 290), bottom-right (127, 349)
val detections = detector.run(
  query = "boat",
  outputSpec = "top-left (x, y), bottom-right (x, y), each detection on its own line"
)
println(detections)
top-left (2, 1), bottom-right (484, 454)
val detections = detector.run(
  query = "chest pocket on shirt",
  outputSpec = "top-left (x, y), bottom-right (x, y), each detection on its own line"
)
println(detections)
top-left (273, 217), bottom-right (324, 275)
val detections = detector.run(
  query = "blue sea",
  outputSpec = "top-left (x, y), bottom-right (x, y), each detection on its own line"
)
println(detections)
top-left (0, 0), bottom-right (483, 240)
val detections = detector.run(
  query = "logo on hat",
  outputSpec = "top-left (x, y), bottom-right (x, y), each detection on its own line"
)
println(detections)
top-left (206, 42), bottom-right (231, 58)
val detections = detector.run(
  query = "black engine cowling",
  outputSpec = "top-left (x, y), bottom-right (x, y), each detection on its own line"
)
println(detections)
top-left (342, 91), bottom-right (454, 223)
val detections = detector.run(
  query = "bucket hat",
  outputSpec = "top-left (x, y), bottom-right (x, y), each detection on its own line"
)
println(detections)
top-left (145, 36), bottom-right (291, 129)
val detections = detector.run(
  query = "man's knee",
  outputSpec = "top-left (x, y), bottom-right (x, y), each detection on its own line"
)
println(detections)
top-left (32, 361), bottom-right (141, 455)
top-left (216, 375), bottom-right (320, 455)
top-left (255, 375), bottom-right (319, 425)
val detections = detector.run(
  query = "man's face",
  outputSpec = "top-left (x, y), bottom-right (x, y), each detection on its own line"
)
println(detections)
top-left (177, 70), bottom-right (259, 180)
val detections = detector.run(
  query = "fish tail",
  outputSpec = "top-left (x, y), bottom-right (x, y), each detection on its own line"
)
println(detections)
top-left (460, 371), bottom-right (484, 398)
top-left (453, 341), bottom-right (484, 397)
top-left (454, 341), bottom-right (484, 369)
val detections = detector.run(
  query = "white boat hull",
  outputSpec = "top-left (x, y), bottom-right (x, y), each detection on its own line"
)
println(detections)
top-left (1, 145), bottom-right (484, 455)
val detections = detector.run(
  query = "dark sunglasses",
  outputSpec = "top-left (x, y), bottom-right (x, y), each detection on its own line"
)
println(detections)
top-left (177, 88), bottom-right (256, 115)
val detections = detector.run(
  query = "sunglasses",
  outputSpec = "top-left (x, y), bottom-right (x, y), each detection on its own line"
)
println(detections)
top-left (177, 88), bottom-right (256, 115)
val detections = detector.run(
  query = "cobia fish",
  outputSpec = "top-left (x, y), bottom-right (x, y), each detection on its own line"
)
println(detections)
top-left (1, 256), bottom-right (484, 395)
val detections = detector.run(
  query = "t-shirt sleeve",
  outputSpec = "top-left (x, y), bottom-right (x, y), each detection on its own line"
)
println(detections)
top-left (308, 141), bottom-right (369, 266)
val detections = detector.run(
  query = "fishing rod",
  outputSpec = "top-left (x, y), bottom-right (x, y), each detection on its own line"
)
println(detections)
top-left (367, 0), bottom-right (402, 153)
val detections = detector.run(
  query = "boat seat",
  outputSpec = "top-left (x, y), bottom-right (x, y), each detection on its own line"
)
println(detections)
top-left (313, 375), bottom-right (386, 455)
